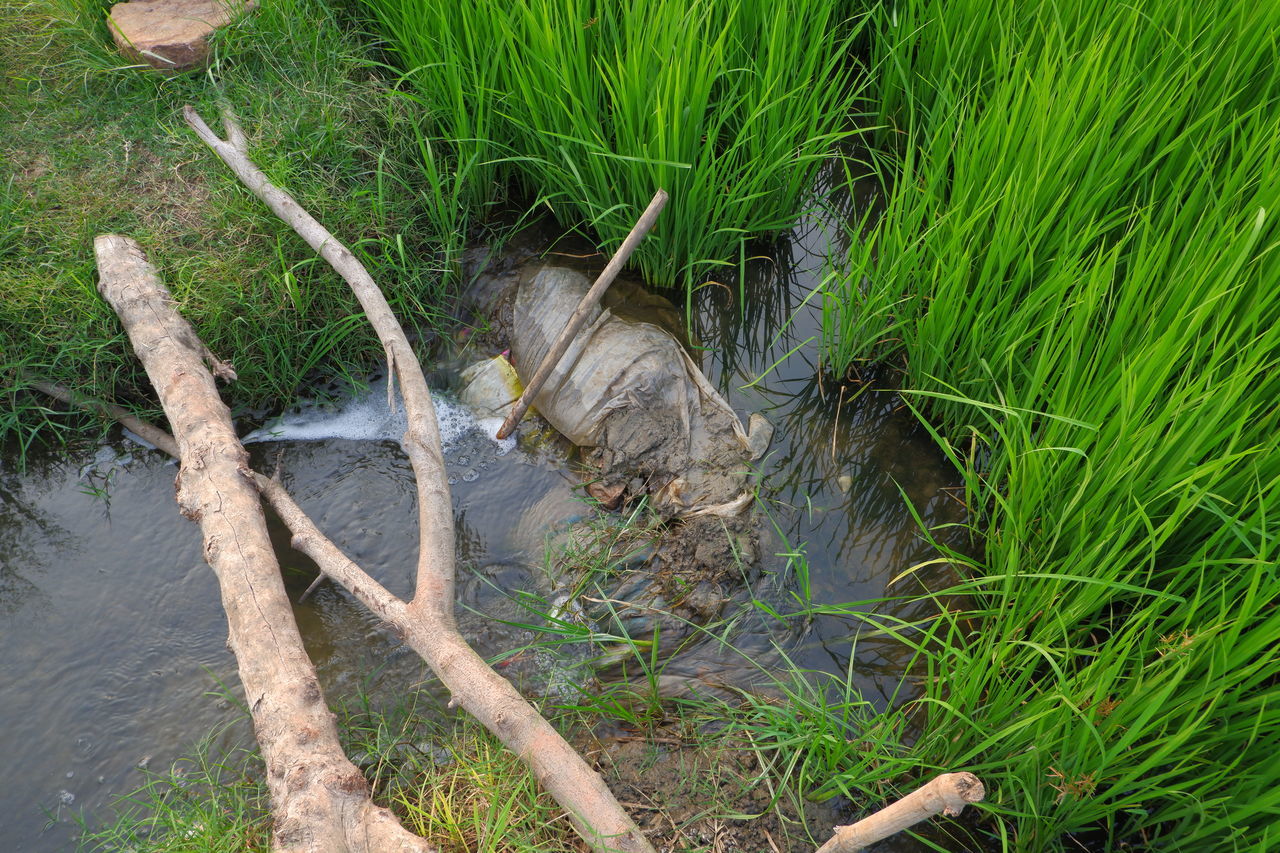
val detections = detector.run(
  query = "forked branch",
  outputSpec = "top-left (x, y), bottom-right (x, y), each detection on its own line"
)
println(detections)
top-left (184, 104), bottom-right (654, 853)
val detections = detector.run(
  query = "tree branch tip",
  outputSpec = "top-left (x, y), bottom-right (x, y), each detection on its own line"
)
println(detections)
top-left (181, 103), bottom-right (208, 131)
top-left (219, 104), bottom-right (247, 150)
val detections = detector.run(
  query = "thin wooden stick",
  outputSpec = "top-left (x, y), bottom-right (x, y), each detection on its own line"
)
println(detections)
top-left (814, 772), bottom-right (986, 853)
top-left (31, 380), bottom-right (180, 457)
top-left (495, 189), bottom-right (668, 440)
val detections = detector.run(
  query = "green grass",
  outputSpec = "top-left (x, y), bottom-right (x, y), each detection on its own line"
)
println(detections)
top-left (77, 734), bottom-right (270, 853)
top-left (819, 1), bottom-right (1280, 849)
top-left (0, 0), bottom-right (457, 450)
top-left (28, 0), bottom-right (1280, 849)
top-left (360, 0), bottom-right (868, 291)
top-left (76, 697), bottom-right (589, 853)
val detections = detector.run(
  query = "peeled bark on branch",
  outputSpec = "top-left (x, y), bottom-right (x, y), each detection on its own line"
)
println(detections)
top-left (94, 234), bottom-right (433, 853)
top-left (814, 772), bottom-right (986, 853)
top-left (185, 105), bottom-right (655, 853)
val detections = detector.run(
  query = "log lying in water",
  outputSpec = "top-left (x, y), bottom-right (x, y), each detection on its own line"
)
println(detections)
top-left (184, 104), bottom-right (654, 853)
top-left (75, 107), bottom-right (976, 853)
top-left (94, 234), bottom-right (432, 853)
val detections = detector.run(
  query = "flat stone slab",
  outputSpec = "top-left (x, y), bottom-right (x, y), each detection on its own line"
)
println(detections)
top-left (108, 0), bottom-right (255, 72)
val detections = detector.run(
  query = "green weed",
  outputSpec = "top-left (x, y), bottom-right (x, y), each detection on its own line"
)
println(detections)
top-left (1, 0), bottom-right (456, 452)
top-left (820, 1), bottom-right (1280, 849)
top-left (76, 736), bottom-right (270, 853)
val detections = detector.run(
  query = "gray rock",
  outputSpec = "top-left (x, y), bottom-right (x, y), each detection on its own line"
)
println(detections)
top-left (108, 0), bottom-right (255, 72)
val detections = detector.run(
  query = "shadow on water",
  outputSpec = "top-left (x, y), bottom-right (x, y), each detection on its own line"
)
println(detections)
top-left (0, 160), bottom-right (968, 850)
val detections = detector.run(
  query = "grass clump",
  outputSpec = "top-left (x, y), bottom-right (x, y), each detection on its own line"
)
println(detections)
top-left (77, 739), bottom-right (270, 853)
top-left (340, 698), bottom-right (587, 852)
top-left (0, 0), bottom-right (456, 450)
top-left (820, 1), bottom-right (1280, 849)
top-left (361, 0), bottom-right (867, 290)
top-left (76, 699), bottom-right (588, 853)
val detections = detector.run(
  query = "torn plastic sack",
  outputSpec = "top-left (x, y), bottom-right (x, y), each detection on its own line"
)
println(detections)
top-left (510, 266), bottom-right (770, 517)
top-left (459, 352), bottom-right (523, 419)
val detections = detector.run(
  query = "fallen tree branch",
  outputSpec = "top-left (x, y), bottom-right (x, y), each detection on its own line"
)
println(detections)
top-left (93, 234), bottom-right (433, 853)
top-left (495, 188), bottom-right (668, 440)
top-left (184, 104), bottom-right (654, 853)
top-left (30, 379), bottom-right (179, 457)
top-left (814, 772), bottom-right (986, 853)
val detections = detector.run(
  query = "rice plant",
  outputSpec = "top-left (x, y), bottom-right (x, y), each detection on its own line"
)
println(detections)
top-left (820, 1), bottom-right (1280, 849)
top-left (361, 0), bottom-right (867, 290)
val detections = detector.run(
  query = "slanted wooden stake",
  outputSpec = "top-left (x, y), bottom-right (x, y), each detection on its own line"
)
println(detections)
top-left (184, 104), bottom-right (655, 853)
top-left (495, 189), bottom-right (668, 440)
top-left (815, 772), bottom-right (986, 853)
top-left (93, 234), bottom-right (433, 853)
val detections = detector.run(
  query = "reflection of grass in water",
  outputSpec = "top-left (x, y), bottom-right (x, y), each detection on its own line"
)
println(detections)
top-left (821, 1), bottom-right (1280, 849)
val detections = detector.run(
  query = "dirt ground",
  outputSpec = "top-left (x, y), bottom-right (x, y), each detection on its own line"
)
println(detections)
top-left (581, 723), bottom-right (841, 853)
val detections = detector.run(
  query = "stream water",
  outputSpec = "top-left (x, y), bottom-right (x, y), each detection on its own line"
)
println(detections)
top-left (0, 171), bottom-right (965, 851)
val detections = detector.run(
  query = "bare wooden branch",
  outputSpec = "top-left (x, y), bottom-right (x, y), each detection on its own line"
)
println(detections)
top-left (31, 379), bottom-right (179, 457)
top-left (815, 772), bottom-right (986, 853)
top-left (495, 188), bottom-right (668, 440)
top-left (94, 234), bottom-right (433, 853)
top-left (184, 105), bottom-right (655, 853)
top-left (35, 378), bottom-right (652, 853)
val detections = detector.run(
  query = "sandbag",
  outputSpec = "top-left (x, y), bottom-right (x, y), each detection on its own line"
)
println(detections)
top-left (511, 266), bottom-right (758, 516)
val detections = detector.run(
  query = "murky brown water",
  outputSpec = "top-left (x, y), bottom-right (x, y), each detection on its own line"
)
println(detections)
top-left (0, 172), bottom-right (964, 850)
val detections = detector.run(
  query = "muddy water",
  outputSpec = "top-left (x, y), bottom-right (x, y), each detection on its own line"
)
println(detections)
top-left (0, 187), bottom-right (963, 851)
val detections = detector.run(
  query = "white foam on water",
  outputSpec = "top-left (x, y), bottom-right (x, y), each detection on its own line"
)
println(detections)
top-left (476, 416), bottom-right (517, 456)
top-left (241, 373), bottom-right (514, 455)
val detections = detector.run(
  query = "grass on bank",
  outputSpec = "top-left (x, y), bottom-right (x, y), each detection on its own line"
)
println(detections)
top-left (0, 0), bottom-right (456, 452)
top-left (360, 0), bottom-right (867, 292)
top-left (820, 1), bottom-right (1280, 849)
top-left (76, 702), bottom-right (583, 853)
top-left (76, 737), bottom-right (271, 853)
top-left (79, 681), bottom-right (871, 853)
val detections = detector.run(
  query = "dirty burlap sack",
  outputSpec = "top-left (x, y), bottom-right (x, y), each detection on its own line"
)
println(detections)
top-left (511, 267), bottom-right (756, 517)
